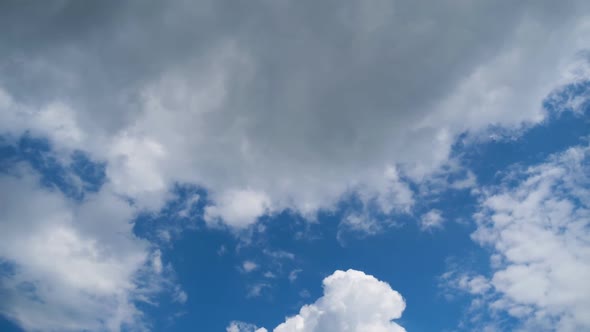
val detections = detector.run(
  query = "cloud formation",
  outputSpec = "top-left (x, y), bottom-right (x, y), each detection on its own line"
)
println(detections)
top-left (469, 144), bottom-right (590, 331)
top-left (1, 2), bottom-right (590, 330)
top-left (419, 209), bottom-right (445, 231)
top-left (0, 168), bottom-right (165, 331)
top-left (229, 269), bottom-right (405, 332)
top-left (1, 0), bottom-right (589, 228)
top-left (273, 269), bottom-right (406, 332)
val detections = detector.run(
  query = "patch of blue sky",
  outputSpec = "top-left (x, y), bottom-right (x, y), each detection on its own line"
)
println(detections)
top-left (0, 134), bottom-right (106, 201)
top-left (0, 317), bottom-right (21, 332)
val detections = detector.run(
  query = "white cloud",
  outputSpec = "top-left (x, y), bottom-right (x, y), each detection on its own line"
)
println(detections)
top-left (419, 210), bottom-right (445, 231)
top-left (441, 270), bottom-right (491, 296)
top-left (177, 193), bottom-right (200, 218)
top-left (263, 249), bottom-right (295, 261)
top-left (338, 213), bottom-right (383, 237)
top-left (157, 229), bottom-right (172, 243)
top-left (468, 144), bottom-right (590, 331)
top-left (227, 321), bottom-right (268, 332)
top-left (242, 261), bottom-right (258, 273)
top-left (247, 283), bottom-right (269, 298)
top-left (152, 250), bottom-right (163, 274)
top-left (1, 1), bottom-right (588, 230)
top-left (273, 269), bottom-right (406, 332)
top-left (205, 189), bottom-right (271, 228)
top-left (0, 168), bottom-right (167, 331)
top-left (288, 269), bottom-right (303, 283)
top-left (172, 286), bottom-right (188, 304)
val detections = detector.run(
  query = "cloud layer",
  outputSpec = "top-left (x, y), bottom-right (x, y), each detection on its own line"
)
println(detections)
top-left (1, 0), bottom-right (589, 228)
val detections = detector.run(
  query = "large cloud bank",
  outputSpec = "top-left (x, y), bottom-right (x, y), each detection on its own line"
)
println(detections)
top-left (1, 0), bottom-right (589, 228)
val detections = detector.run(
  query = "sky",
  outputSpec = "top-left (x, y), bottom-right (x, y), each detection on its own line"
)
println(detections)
top-left (0, 1), bottom-right (589, 331)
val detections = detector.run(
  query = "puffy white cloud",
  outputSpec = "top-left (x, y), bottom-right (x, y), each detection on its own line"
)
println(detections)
top-left (469, 144), bottom-right (590, 331)
top-left (229, 269), bottom-right (405, 331)
top-left (1, 1), bottom-right (589, 228)
top-left (419, 209), bottom-right (445, 231)
top-left (0, 168), bottom-right (168, 331)
top-left (273, 269), bottom-right (406, 332)
top-left (205, 189), bottom-right (271, 228)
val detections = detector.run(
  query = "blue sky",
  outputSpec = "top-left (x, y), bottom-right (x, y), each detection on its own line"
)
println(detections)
top-left (1, 2), bottom-right (590, 332)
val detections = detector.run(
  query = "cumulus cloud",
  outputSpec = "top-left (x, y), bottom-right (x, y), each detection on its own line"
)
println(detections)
top-left (468, 144), bottom-right (590, 331)
top-left (0, 168), bottom-right (166, 331)
top-left (419, 209), bottom-right (445, 231)
top-left (205, 189), bottom-right (271, 228)
top-left (1, 0), bottom-right (589, 229)
top-left (273, 269), bottom-right (406, 332)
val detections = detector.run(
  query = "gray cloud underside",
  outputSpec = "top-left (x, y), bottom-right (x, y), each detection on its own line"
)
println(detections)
top-left (1, 0), bottom-right (589, 226)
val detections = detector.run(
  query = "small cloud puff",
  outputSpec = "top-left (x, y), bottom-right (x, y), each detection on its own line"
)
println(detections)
top-left (242, 261), bottom-right (258, 273)
top-left (419, 209), bottom-right (445, 231)
top-left (227, 321), bottom-right (268, 332)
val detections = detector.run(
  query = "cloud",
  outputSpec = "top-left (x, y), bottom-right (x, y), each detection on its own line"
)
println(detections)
top-left (468, 144), bottom-right (590, 331)
top-left (263, 249), bottom-right (295, 261)
top-left (0, 168), bottom-right (166, 331)
top-left (440, 269), bottom-right (491, 297)
top-left (339, 213), bottom-right (383, 236)
top-left (419, 209), bottom-right (445, 231)
top-left (288, 269), bottom-right (303, 283)
top-left (273, 269), bottom-right (406, 332)
top-left (247, 283), bottom-right (270, 298)
top-left (242, 261), bottom-right (259, 273)
top-left (1, 0), bottom-right (589, 228)
top-left (205, 189), bottom-right (271, 228)
top-left (172, 286), bottom-right (188, 304)
top-left (152, 250), bottom-right (163, 274)
top-left (227, 321), bottom-right (268, 332)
